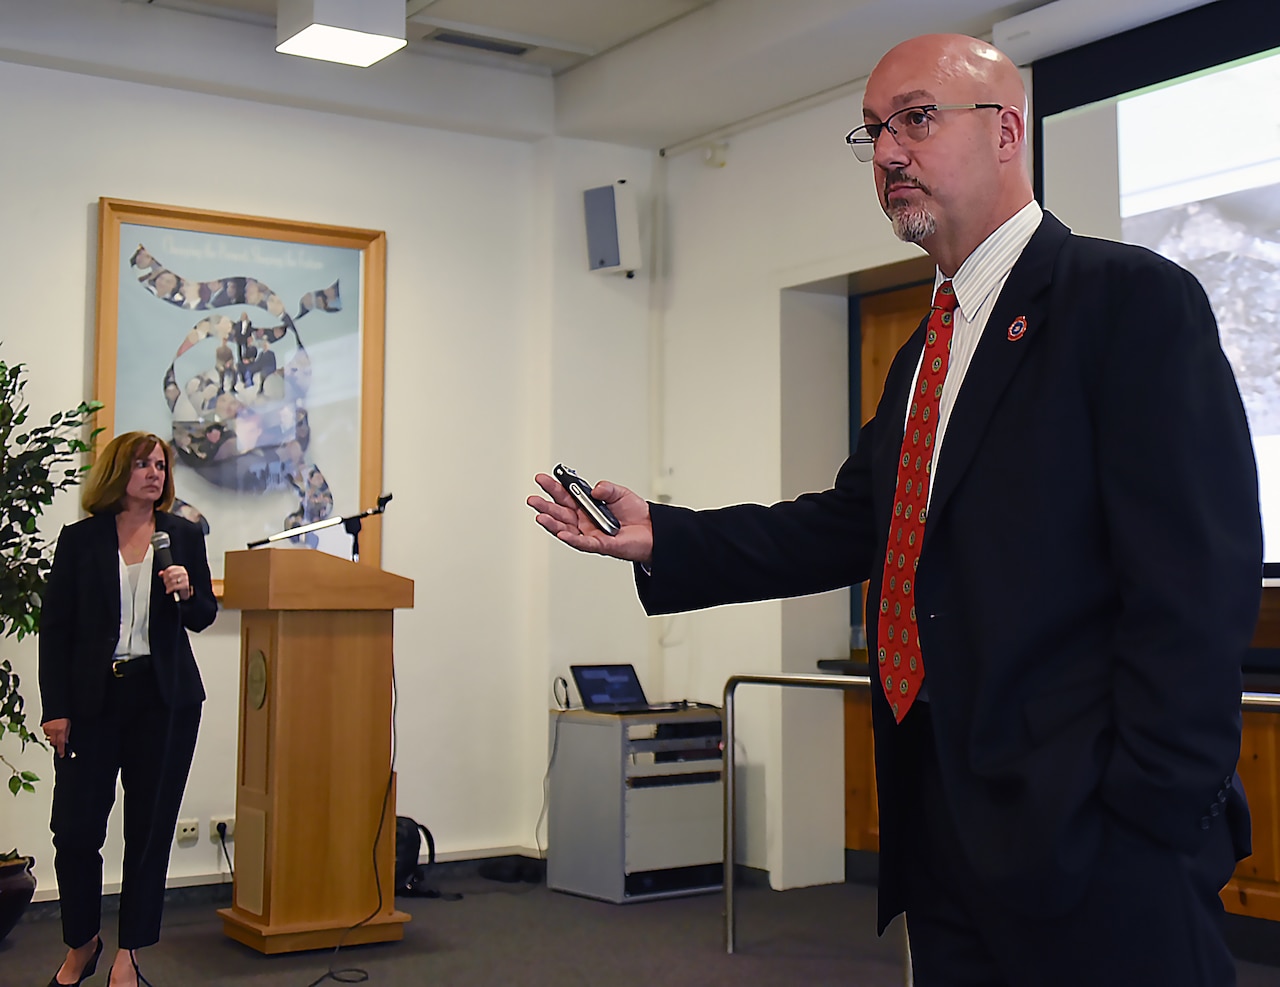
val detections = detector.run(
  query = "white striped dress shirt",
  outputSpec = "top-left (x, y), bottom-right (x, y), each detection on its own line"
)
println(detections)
top-left (903, 199), bottom-right (1044, 506)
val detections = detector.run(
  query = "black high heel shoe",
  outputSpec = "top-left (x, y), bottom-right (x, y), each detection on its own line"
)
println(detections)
top-left (48, 935), bottom-right (102, 987)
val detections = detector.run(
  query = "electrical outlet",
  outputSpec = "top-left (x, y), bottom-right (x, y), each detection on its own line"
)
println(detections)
top-left (175, 818), bottom-right (199, 845)
top-left (210, 815), bottom-right (235, 842)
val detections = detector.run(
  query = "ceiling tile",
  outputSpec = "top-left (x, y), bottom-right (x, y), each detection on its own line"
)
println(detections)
top-left (412, 0), bottom-right (711, 53)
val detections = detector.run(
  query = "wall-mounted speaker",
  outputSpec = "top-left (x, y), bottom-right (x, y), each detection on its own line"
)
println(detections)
top-left (583, 180), bottom-right (641, 276)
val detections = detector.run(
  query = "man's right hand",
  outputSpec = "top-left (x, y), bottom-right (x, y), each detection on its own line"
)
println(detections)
top-left (528, 473), bottom-right (654, 565)
top-left (42, 717), bottom-right (71, 758)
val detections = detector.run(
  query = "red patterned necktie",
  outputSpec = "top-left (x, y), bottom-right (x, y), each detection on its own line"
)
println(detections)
top-left (878, 281), bottom-right (957, 723)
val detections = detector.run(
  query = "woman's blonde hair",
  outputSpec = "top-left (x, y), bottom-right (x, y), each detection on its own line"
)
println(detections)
top-left (81, 431), bottom-right (176, 514)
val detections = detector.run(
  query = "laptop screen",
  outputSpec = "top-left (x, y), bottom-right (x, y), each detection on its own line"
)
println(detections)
top-left (570, 664), bottom-right (650, 711)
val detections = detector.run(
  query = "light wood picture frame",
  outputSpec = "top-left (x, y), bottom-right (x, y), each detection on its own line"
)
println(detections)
top-left (95, 198), bottom-right (387, 592)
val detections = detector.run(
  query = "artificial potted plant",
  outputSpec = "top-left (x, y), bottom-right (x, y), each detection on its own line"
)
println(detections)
top-left (0, 353), bottom-right (100, 943)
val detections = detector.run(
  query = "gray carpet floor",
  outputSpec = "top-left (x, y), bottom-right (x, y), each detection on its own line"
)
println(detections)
top-left (7, 872), bottom-right (1280, 986)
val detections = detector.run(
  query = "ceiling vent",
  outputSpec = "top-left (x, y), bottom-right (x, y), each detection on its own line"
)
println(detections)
top-left (427, 29), bottom-right (530, 58)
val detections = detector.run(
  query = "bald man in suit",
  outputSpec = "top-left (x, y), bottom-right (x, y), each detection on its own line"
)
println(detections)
top-left (530, 34), bottom-right (1261, 987)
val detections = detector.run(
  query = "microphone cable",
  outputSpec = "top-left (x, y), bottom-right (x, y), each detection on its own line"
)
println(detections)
top-left (534, 704), bottom-right (569, 878)
top-left (536, 678), bottom-right (573, 870)
top-left (215, 820), bottom-right (234, 878)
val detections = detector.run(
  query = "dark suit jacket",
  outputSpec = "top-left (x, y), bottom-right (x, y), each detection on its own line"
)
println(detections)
top-left (637, 212), bottom-right (1263, 931)
top-left (39, 510), bottom-right (218, 722)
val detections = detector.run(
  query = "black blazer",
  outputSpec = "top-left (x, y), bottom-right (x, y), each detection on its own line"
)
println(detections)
top-left (637, 213), bottom-right (1263, 930)
top-left (39, 510), bottom-right (217, 722)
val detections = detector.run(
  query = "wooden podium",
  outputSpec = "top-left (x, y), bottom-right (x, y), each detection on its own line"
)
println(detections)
top-left (216, 548), bottom-right (414, 954)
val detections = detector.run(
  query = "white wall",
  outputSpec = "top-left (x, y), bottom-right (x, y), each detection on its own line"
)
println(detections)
top-left (524, 135), bottom-right (656, 852)
top-left (0, 20), bottom-right (939, 900)
top-left (654, 93), bottom-right (926, 882)
top-left (777, 287), bottom-right (852, 888)
top-left (0, 58), bottom-right (652, 897)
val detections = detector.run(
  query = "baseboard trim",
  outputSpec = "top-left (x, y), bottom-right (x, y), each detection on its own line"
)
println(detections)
top-left (24, 846), bottom-right (549, 916)
top-left (28, 843), bottom-right (543, 905)
top-left (434, 843), bottom-right (544, 862)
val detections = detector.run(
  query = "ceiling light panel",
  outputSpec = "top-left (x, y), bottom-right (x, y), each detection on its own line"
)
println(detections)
top-left (276, 0), bottom-right (407, 67)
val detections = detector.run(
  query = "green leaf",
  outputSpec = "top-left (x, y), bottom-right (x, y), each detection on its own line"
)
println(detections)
top-left (0, 370), bottom-right (95, 776)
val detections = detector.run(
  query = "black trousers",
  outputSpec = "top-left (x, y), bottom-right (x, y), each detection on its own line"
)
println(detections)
top-left (899, 704), bottom-right (1238, 987)
top-left (49, 665), bottom-right (201, 950)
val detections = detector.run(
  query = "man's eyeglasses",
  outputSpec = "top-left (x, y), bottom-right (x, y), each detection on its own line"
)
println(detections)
top-left (845, 104), bottom-right (1003, 162)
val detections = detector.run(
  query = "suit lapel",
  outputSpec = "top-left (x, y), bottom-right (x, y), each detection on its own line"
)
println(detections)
top-left (153, 510), bottom-right (173, 573)
top-left (88, 512), bottom-right (121, 616)
top-left (924, 214), bottom-right (1072, 531)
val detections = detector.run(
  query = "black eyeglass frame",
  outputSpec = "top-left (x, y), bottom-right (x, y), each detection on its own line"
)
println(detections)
top-left (845, 103), bottom-right (1004, 162)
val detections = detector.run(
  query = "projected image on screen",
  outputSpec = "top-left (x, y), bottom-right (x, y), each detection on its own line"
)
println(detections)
top-left (1046, 47), bottom-right (1280, 569)
top-left (1122, 189), bottom-right (1280, 436)
top-left (1116, 50), bottom-right (1280, 569)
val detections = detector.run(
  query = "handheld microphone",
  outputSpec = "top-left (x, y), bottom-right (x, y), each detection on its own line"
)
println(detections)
top-left (150, 531), bottom-right (180, 602)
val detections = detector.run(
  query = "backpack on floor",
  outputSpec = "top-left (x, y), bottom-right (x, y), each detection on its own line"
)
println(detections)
top-left (393, 816), bottom-right (459, 900)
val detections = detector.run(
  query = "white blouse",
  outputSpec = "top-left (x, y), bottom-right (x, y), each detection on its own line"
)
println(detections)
top-left (115, 545), bottom-right (153, 659)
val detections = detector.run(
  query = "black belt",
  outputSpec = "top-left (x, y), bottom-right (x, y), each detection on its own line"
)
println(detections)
top-left (111, 655), bottom-right (152, 679)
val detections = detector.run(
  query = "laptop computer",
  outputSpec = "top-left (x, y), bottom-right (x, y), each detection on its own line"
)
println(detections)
top-left (570, 663), bottom-right (678, 714)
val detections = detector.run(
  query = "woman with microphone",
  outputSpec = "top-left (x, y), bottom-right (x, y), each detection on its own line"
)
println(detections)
top-left (39, 431), bottom-right (216, 987)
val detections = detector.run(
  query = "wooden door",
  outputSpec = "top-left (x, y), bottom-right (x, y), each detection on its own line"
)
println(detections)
top-left (845, 281), bottom-right (932, 852)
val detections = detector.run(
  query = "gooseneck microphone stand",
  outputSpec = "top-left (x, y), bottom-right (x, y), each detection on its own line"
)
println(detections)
top-left (247, 493), bottom-right (393, 562)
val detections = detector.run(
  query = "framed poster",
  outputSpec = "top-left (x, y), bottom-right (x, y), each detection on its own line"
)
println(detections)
top-left (94, 198), bottom-right (387, 589)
